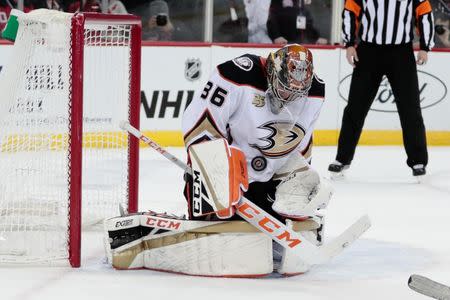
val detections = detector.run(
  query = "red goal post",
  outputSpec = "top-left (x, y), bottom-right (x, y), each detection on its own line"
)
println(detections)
top-left (69, 13), bottom-right (141, 267)
top-left (0, 11), bottom-right (141, 267)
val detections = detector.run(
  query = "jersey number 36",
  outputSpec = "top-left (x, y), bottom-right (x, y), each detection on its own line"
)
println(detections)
top-left (200, 81), bottom-right (228, 107)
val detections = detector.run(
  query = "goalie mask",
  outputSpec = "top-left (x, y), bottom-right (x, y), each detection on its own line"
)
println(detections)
top-left (266, 44), bottom-right (314, 114)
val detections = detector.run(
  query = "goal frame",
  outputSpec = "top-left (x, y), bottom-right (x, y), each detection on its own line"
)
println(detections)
top-left (69, 13), bottom-right (141, 267)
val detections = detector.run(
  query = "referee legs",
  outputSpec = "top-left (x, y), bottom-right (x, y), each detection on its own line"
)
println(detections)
top-left (385, 44), bottom-right (428, 168)
top-left (335, 44), bottom-right (384, 165)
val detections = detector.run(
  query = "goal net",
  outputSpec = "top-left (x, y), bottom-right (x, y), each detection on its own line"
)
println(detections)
top-left (0, 10), bottom-right (141, 267)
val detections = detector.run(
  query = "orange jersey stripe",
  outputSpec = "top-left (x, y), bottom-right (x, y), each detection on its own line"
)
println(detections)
top-left (345, 0), bottom-right (362, 17)
top-left (415, 0), bottom-right (432, 19)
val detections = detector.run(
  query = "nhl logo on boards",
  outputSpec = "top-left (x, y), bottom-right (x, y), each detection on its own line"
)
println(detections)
top-left (232, 56), bottom-right (253, 71)
top-left (185, 58), bottom-right (201, 81)
top-left (252, 94), bottom-right (265, 107)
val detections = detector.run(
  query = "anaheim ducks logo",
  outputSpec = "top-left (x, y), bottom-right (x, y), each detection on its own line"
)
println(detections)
top-left (252, 94), bottom-right (265, 107)
top-left (250, 121), bottom-right (305, 158)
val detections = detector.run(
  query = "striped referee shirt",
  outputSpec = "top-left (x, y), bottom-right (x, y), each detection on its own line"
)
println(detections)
top-left (342, 0), bottom-right (435, 51)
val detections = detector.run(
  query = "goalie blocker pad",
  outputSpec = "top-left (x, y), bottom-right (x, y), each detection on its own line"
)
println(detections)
top-left (188, 139), bottom-right (249, 219)
top-left (104, 212), bottom-right (323, 277)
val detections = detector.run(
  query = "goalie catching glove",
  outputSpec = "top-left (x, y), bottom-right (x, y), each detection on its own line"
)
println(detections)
top-left (272, 154), bottom-right (333, 218)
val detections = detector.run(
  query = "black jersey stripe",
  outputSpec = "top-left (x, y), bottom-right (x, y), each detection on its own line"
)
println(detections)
top-left (381, 0), bottom-right (390, 43)
top-left (217, 54), bottom-right (268, 92)
top-left (390, 0), bottom-right (401, 44)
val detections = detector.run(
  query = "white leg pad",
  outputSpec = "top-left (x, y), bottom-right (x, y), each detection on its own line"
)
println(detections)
top-left (143, 233), bottom-right (273, 277)
top-left (105, 214), bottom-right (273, 277)
top-left (105, 213), bottom-right (323, 277)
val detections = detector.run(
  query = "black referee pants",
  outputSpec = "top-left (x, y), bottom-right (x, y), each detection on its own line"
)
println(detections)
top-left (336, 42), bottom-right (428, 168)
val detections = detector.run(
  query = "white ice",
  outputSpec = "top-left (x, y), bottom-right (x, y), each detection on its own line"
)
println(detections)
top-left (1, 146), bottom-right (449, 300)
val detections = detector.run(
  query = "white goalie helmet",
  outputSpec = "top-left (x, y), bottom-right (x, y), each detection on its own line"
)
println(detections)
top-left (266, 44), bottom-right (314, 114)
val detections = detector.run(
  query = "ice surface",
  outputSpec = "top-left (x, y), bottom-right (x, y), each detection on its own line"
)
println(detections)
top-left (1, 146), bottom-right (449, 300)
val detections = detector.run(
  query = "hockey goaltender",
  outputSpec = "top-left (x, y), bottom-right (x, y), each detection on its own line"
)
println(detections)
top-left (104, 44), bottom-right (371, 277)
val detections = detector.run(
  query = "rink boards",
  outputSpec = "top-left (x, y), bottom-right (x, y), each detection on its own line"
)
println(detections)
top-left (0, 42), bottom-right (448, 147)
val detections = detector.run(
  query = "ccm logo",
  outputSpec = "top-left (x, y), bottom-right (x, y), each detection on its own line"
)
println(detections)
top-left (146, 217), bottom-right (181, 230)
top-left (115, 219), bottom-right (133, 227)
top-left (237, 203), bottom-right (301, 248)
top-left (192, 170), bottom-right (202, 214)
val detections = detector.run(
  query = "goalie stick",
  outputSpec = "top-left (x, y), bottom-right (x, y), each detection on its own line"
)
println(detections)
top-left (408, 274), bottom-right (450, 300)
top-left (120, 121), bottom-right (371, 265)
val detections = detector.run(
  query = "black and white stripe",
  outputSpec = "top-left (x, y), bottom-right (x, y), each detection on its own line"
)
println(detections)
top-left (342, 0), bottom-right (435, 50)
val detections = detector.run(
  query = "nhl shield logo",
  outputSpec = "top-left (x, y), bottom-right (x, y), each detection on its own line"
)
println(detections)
top-left (185, 58), bottom-right (201, 81)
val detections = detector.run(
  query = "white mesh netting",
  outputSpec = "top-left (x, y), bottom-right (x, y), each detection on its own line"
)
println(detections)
top-left (0, 10), bottom-right (134, 264)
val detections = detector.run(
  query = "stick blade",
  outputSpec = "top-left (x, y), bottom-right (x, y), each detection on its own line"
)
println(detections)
top-left (315, 214), bottom-right (371, 264)
top-left (408, 274), bottom-right (450, 300)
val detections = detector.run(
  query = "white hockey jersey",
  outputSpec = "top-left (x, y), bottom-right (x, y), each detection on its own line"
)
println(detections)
top-left (182, 54), bottom-right (325, 183)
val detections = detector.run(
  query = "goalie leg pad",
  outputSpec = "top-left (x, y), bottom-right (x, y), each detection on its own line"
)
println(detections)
top-left (105, 213), bottom-right (273, 277)
top-left (103, 213), bottom-right (144, 268)
top-left (105, 212), bottom-right (323, 277)
top-left (143, 232), bottom-right (273, 277)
